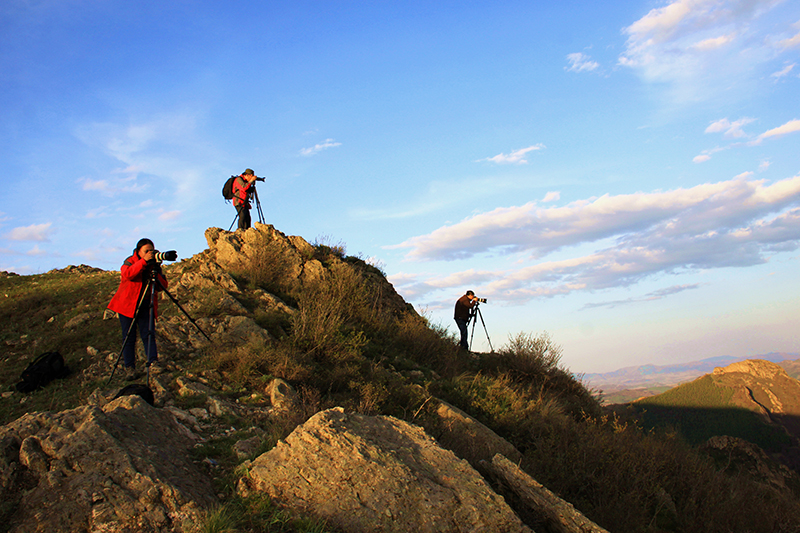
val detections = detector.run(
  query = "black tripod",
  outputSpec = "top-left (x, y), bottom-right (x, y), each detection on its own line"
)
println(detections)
top-left (107, 265), bottom-right (211, 385)
top-left (229, 181), bottom-right (266, 231)
top-left (468, 303), bottom-right (494, 353)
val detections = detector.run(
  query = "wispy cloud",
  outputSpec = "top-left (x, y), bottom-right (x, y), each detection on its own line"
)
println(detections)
top-left (752, 119), bottom-right (800, 144)
top-left (158, 210), bottom-right (182, 221)
top-left (543, 191), bottom-right (560, 202)
top-left (777, 21), bottom-right (800, 49)
top-left (74, 113), bottom-right (218, 203)
top-left (390, 174), bottom-right (800, 303)
top-left (705, 117), bottom-right (755, 138)
top-left (4, 223), bottom-right (55, 242)
top-left (771, 63), bottom-right (796, 80)
top-left (565, 53), bottom-right (599, 72)
top-left (476, 144), bottom-right (544, 164)
top-left (618, 0), bottom-right (790, 102)
top-left (300, 138), bottom-right (342, 156)
top-left (581, 284), bottom-right (703, 309)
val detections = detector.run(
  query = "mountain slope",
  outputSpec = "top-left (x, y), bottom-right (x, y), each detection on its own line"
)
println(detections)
top-left (631, 359), bottom-right (800, 455)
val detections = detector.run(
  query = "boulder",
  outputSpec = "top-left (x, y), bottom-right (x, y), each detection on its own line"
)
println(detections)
top-left (239, 407), bottom-right (531, 533)
top-left (435, 399), bottom-right (521, 465)
top-left (0, 395), bottom-right (216, 532)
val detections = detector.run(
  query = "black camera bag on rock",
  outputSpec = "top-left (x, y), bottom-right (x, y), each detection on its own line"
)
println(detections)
top-left (15, 351), bottom-right (70, 393)
top-left (113, 383), bottom-right (155, 406)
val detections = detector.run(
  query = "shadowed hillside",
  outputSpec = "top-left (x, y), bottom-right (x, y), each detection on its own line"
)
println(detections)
top-left (2, 224), bottom-right (800, 533)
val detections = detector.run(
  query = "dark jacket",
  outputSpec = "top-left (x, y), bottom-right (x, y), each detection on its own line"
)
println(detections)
top-left (454, 294), bottom-right (476, 321)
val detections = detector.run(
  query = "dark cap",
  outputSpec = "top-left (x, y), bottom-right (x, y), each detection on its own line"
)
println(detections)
top-left (243, 168), bottom-right (255, 175)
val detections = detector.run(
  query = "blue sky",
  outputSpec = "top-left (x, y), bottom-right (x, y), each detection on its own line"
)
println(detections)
top-left (2, 0), bottom-right (799, 373)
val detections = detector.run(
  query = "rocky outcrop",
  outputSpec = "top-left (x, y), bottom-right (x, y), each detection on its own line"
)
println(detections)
top-left (434, 399), bottom-right (521, 465)
top-left (239, 407), bottom-right (532, 533)
top-left (712, 359), bottom-right (800, 427)
top-left (700, 435), bottom-right (800, 494)
top-left (485, 454), bottom-right (610, 533)
top-left (0, 395), bottom-right (216, 532)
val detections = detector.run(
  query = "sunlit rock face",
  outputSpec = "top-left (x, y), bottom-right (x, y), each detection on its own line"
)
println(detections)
top-left (240, 407), bottom-right (531, 533)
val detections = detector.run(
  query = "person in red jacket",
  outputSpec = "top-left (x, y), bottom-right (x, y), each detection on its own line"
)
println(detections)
top-left (107, 238), bottom-right (168, 379)
top-left (232, 168), bottom-right (258, 230)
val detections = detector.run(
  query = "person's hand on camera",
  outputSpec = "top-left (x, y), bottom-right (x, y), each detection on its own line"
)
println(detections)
top-left (141, 249), bottom-right (156, 262)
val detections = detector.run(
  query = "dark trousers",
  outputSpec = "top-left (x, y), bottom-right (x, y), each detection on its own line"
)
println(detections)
top-left (236, 204), bottom-right (251, 230)
top-left (119, 313), bottom-right (158, 368)
top-left (455, 318), bottom-right (470, 350)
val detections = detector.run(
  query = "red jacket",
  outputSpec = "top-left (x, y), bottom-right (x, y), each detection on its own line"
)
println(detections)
top-left (232, 175), bottom-right (253, 207)
top-left (107, 254), bottom-right (168, 319)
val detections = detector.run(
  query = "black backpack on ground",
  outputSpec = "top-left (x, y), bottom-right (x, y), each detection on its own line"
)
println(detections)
top-left (15, 351), bottom-right (70, 393)
top-left (222, 175), bottom-right (238, 201)
top-left (113, 383), bottom-right (155, 406)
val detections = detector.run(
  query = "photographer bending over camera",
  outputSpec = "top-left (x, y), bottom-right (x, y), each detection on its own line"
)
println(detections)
top-left (107, 238), bottom-right (168, 380)
top-left (454, 290), bottom-right (479, 350)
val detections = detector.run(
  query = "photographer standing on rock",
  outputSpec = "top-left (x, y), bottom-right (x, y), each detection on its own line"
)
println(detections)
top-left (108, 238), bottom-right (168, 380)
top-left (232, 168), bottom-right (259, 230)
top-left (454, 290), bottom-right (478, 350)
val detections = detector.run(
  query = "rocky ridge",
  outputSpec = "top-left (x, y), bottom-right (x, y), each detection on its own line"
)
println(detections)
top-left (0, 224), bottom-right (605, 533)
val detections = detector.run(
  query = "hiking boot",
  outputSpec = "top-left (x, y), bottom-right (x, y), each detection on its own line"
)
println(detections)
top-left (123, 367), bottom-right (142, 381)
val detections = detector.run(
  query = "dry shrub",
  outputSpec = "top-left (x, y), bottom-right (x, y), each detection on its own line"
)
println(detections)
top-left (498, 331), bottom-right (562, 376)
top-left (392, 312), bottom-right (460, 372)
top-left (240, 233), bottom-right (295, 297)
top-left (208, 335), bottom-right (315, 387)
top-left (290, 262), bottom-right (372, 360)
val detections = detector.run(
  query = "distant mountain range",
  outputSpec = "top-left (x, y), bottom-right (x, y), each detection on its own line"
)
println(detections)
top-left (580, 352), bottom-right (800, 405)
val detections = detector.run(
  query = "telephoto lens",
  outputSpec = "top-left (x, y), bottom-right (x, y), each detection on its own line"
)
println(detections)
top-left (154, 250), bottom-right (178, 262)
top-left (477, 298), bottom-right (487, 303)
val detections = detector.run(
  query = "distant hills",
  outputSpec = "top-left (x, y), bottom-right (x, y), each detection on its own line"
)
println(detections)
top-left (581, 352), bottom-right (800, 404)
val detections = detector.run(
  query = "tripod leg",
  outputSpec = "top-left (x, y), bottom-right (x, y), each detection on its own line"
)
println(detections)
top-left (145, 281), bottom-right (157, 387)
top-left (253, 188), bottom-right (265, 224)
top-left (155, 278), bottom-right (212, 342)
top-left (476, 308), bottom-right (494, 353)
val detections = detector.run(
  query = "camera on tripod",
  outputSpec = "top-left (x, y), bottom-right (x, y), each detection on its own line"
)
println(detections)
top-left (153, 250), bottom-right (177, 263)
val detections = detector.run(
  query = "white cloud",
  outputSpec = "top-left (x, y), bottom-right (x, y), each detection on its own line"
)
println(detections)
top-left (4, 223), bottom-right (54, 242)
top-left (477, 144), bottom-right (544, 165)
top-left (759, 160), bottom-right (771, 172)
top-left (618, 0), bottom-right (788, 102)
top-left (753, 119), bottom-right (800, 144)
top-left (565, 53), bottom-right (599, 72)
top-left (778, 22), bottom-right (800, 49)
top-left (74, 113), bottom-right (219, 203)
top-left (300, 139), bottom-right (342, 156)
top-left (158, 210), bottom-right (182, 221)
top-left (771, 63), bottom-right (796, 79)
top-left (543, 191), bottom-right (560, 202)
top-left (26, 245), bottom-right (47, 256)
top-left (693, 154), bottom-right (712, 163)
top-left (705, 117), bottom-right (755, 138)
top-left (392, 174), bottom-right (800, 305)
top-left (691, 33), bottom-right (736, 51)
